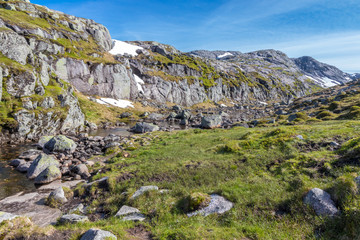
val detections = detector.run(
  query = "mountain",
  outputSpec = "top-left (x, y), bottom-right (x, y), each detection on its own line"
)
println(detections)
top-left (0, 0), bottom-right (356, 143)
top-left (293, 56), bottom-right (354, 87)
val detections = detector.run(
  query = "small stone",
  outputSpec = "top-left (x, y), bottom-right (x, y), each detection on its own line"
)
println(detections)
top-left (59, 214), bottom-right (89, 224)
top-left (122, 213), bottom-right (146, 222)
top-left (16, 162), bottom-right (31, 173)
top-left (296, 135), bottom-right (304, 140)
top-left (187, 194), bottom-right (233, 217)
top-left (115, 205), bottom-right (140, 217)
top-left (72, 164), bottom-right (90, 178)
top-left (80, 228), bottom-right (117, 240)
top-left (304, 188), bottom-right (339, 217)
top-left (9, 159), bottom-right (26, 168)
top-left (130, 186), bottom-right (159, 200)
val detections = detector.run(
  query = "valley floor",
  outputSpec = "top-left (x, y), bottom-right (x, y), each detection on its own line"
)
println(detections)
top-left (3, 120), bottom-right (360, 239)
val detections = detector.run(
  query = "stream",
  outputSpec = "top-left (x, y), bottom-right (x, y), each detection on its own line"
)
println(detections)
top-left (0, 121), bottom-right (185, 200)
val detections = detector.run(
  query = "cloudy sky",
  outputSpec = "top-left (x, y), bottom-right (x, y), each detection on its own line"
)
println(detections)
top-left (32, 0), bottom-right (360, 73)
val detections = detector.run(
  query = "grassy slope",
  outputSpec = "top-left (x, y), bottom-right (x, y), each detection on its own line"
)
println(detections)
top-left (49, 120), bottom-right (360, 239)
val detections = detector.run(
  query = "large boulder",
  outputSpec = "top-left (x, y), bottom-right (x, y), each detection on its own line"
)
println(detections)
top-left (187, 194), bottom-right (233, 217)
top-left (38, 136), bottom-right (54, 148)
top-left (201, 115), bottom-right (222, 129)
top-left (44, 135), bottom-right (77, 154)
top-left (304, 188), bottom-right (339, 217)
top-left (132, 123), bottom-right (159, 133)
top-left (34, 165), bottom-right (62, 184)
top-left (80, 228), bottom-right (117, 240)
top-left (27, 154), bottom-right (59, 179)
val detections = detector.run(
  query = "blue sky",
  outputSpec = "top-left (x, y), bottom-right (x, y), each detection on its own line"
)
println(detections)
top-left (32, 0), bottom-right (360, 73)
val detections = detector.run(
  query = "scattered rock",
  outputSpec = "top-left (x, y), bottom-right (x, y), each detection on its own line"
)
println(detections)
top-left (201, 115), bottom-right (222, 129)
top-left (9, 159), bottom-right (26, 168)
top-left (130, 185), bottom-right (159, 200)
top-left (44, 135), bottom-right (77, 154)
top-left (72, 164), bottom-right (90, 178)
top-left (122, 213), bottom-right (146, 222)
top-left (47, 187), bottom-right (67, 206)
top-left (38, 135), bottom-right (54, 148)
top-left (132, 122), bottom-right (159, 133)
top-left (304, 188), bottom-right (339, 217)
top-left (16, 162), bottom-right (31, 173)
top-left (187, 194), bottom-right (233, 217)
top-left (34, 165), bottom-right (62, 184)
top-left (115, 205), bottom-right (140, 217)
top-left (59, 214), bottom-right (89, 224)
top-left (80, 228), bottom-right (117, 240)
top-left (27, 154), bottom-right (59, 179)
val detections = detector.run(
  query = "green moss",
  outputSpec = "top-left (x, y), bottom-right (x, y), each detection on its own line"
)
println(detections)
top-left (316, 110), bottom-right (337, 120)
top-left (188, 192), bottom-right (211, 211)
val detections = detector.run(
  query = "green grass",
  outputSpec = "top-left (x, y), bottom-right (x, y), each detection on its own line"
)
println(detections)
top-left (39, 120), bottom-right (360, 239)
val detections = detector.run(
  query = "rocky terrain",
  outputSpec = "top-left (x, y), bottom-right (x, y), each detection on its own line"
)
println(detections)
top-left (0, 0), bottom-right (358, 144)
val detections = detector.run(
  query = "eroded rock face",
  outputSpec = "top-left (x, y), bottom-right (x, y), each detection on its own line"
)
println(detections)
top-left (6, 71), bottom-right (36, 97)
top-left (304, 188), bottom-right (339, 217)
top-left (0, 31), bottom-right (32, 65)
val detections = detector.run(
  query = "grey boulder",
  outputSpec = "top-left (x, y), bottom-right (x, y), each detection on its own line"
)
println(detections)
top-left (34, 165), bottom-right (62, 184)
top-left (304, 188), bottom-right (339, 217)
top-left (47, 187), bottom-right (67, 205)
top-left (80, 228), bottom-right (117, 240)
top-left (27, 154), bottom-right (59, 179)
top-left (130, 185), bottom-right (159, 200)
top-left (187, 194), bottom-right (233, 217)
top-left (44, 135), bottom-right (77, 154)
top-left (201, 115), bottom-right (222, 129)
top-left (115, 205), bottom-right (140, 217)
top-left (72, 164), bottom-right (91, 178)
top-left (16, 162), bottom-right (31, 173)
top-left (132, 122), bottom-right (159, 133)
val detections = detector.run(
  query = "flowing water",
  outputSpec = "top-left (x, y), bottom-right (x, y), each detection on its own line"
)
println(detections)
top-left (0, 144), bottom-right (36, 200)
top-left (0, 122), bottom-right (185, 200)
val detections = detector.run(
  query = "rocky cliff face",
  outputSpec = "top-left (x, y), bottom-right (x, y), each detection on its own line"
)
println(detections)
top-left (124, 43), bottom-right (317, 106)
top-left (0, 0), bottom-right (137, 142)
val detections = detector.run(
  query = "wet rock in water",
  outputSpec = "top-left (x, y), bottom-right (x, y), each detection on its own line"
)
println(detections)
top-left (0, 211), bottom-right (19, 223)
top-left (201, 115), bottom-right (222, 129)
top-left (47, 187), bottom-right (67, 206)
top-left (27, 154), bottom-right (59, 179)
top-left (38, 136), bottom-right (54, 148)
top-left (72, 164), bottom-right (90, 178)
top-left (34, 165), bottom-right (62, 184)
top-left (132, 122), bottom-right (159, 133)
top-left (44, 135), bottom-right (77, 154)
top-left (59, 214), bottom-right (89, 224)
top-left (16, 162), bottom-right (31, 173)
top-left (115, 205), bottom-right (140, 217)
top-left (18, 149), bottom-right (42, 161)
top-left (187, 194), bottom-right (233, 217)
top-left (9, 159), bottom-right (26, 167)
top-left (80, 228), bottom-right (117, 240)
top-left (304, 188), bottom-right (339, 217)
top-left (130, 185), bottom-right (159, 200)
top-left (147, 113), bottom-right (164, 121)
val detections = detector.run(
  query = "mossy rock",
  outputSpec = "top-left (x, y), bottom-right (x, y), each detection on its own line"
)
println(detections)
top-left (44, 135), bottom-right (77, 153)
top-left (189, 192), bottom-right (211, 211)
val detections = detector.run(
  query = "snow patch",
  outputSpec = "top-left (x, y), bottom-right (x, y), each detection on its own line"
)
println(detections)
top-left (109, 40), bottom-right (143, 56)
top-left (306, 75), bottom-right (338, 88)
top-left (217, 52), bottom-right (233, 59)
top-left (134, 74), bottom-right (144, 93)
top-left (95, 98), bottom-right (134, 108)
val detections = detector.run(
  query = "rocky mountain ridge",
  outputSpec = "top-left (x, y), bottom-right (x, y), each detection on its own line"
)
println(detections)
top-left (0, 0), bottom-right (358, 143)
